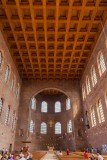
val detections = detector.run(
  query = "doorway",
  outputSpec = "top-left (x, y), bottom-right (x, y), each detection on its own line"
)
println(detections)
top-left (9, 144), bottom-right (12, 153)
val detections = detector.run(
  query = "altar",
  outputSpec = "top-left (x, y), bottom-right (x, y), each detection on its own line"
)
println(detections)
top-left (47, 146), bottom-right (54, 151)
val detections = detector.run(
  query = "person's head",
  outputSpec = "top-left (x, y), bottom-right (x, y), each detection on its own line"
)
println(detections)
top-left (97, 153), bottom-right (100, 156)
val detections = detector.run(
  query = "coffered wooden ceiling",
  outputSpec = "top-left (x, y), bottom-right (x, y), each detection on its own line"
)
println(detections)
top-left (0, 0), bottom-right (107, 80)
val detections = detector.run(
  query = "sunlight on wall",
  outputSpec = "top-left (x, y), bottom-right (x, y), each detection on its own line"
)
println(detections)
top-left (73, 101), bottom-right (79, 118)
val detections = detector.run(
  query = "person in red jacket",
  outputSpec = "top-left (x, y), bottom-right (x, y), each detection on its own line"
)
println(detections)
top-left (66, 148), bottom-right (70, 155)
top-left (84, 151), bottom-right (89, 159)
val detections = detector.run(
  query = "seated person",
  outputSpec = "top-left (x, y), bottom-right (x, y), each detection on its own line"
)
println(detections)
top-left (84, 151), bottom-right (88, 159)
top-left (66, 149), bottom-right (70, 155)
top-left (97, 153), bottom-right (104, 160)
top-left (90, 154), bottom-right (96, 160)
top-left (59, 150), bottom-right (62, 156)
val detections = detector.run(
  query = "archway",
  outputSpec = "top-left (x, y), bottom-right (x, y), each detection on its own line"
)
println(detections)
top-left (28, 88), bottom-right (75, 151)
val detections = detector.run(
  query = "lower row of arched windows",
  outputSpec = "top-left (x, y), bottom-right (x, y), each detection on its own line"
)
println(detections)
top-left (89, 98), bottom-right (105, 128)
top-left (0, 98), bottom-right (16, 129)
top-left (29, 120), bottom-right (72, 134)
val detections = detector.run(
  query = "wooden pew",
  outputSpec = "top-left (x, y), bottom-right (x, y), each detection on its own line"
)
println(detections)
top-left (73, 151), bottom-right (107, 160)
top-left (56, 151), bottom-right (107, 160)
top-left (56, 153), bottom-right (84, 160)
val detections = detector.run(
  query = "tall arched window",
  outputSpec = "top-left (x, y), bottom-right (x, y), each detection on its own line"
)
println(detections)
top-left (96, 99), bottom-right (105, 123)
top-left (67, 120), bottom-right (72, 133)
top-left (15, 84), bottom-right (20, 98)
top-left (5, 106), bottom-right (10, 125)
top-left (55, 122), bottom-right (61, 134)
top-left (0, 98), bottom-right (3, 113)
top-left (10, 77), bottom-right (14, 91)
top-left (82, 85), bottom-right (86, 100)
top-left (97, 51), bottom-right (106, 76)
top-left (105, 91), bottom-right (107, 106)
top-left (66, 98), bottom-right (71, 110)
top-left (55, 101), bottom-right (61, 112)
top-left (31, 97), bottom-right (36, 110)
top-left (90, 106), bottom-right (96, 127)
top-left (86, 76), bottom-right (91, 95)
top-left (40, 122), bottom-right (47, 134)
top-left (29, 120), bottom-right (34, 133)
top-left (11, 111), bottom-right (15, 129)
top-left (0, 51), bottom-right (3, 67)
top-left (91, 66), bottom-right (97, 87)
top-left (41, 101), bottom-right (47, 112)
top-left (4, 66), bottom-right (9, 83)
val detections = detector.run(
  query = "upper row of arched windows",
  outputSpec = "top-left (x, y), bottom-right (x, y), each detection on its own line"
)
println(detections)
top-left (0, 51), bottom-right (20, 98)
top-left (31, 98), bottom-right (71, 112)
top-left (29, 120), bottom-right (72, 134)
top-left (82, 51), bottom-right (106, 100)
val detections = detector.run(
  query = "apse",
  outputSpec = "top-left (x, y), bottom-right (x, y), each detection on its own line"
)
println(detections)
top-left (28, 89), bottom-right (75, 151)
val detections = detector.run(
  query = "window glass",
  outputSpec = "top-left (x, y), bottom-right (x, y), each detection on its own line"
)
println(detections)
top-left (97, 51), bottom-right (106, 76)
top-left (31, 98), bottom-right (36, 110)
top-left (4, 66), bottom-right (9, 83)
top-left (55, 122), bottom-right (61, 134)
top-left (97, 99), bottom-right (105, 123)
top-left (41, 101), bottom-right (47, 112)
top-left (40, 122), bottom-right (47, 134)
top-left (55, 101), bottom-right (61, 112)
top-left (66, 98), bottom-right (71, 110)
top-left (90, 106), bottom-right (96, 127)
top-left (5, 106), bottom-right (10, 125)
top-left (29, 120), bottom-right (34, 133)
top-left (67, 120), bottom-right (72, 133)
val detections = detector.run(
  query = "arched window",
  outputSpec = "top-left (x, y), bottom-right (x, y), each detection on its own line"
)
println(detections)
top-left (31, 98), bottom-right (36, 110)
top-left (86, 76), bottom-right (91, 95)
top-left (67, 120), bottom-right (72, 133)
top-left (11, 111), bottom-right (15, 129)
top-left (105, 91), bottom-right (107, 106)
top-left (55, 122), bottom-right (61, 134)
top-left (0, 98), bottom-right (3, 113)
top-left (29, 120), bottom-right (34, 133)
top-left (15, 84), bottom-right (20, 98)
top-left (4, 66), bottom-right (9, 83)
top-left (0, 51), bottom-right (3, 67)
top-left (91, 66), bottom-right (97, 87)
top-left (55, 101), bottom-right (61, 112)
top-left (90, 106), bottom-right (96, 127)
top-left (41, 101), bottom-right (47, 112)
top-left (10, 77), bottom-right (14, 91)
top-left (5, 106), bottom-right (10, 125)
top-left (97, 51), bottom-right (106, 76)
top-left (40, 122), bottom-right (47, 134)
top-left (66, 98), bottom-right (71, 110)
top-left (96, 99), bottom-right (105, 123)
top-left (82, 85), bottom-right (86, 100)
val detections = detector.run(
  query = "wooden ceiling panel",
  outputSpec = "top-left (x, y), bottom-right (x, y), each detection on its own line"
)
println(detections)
top-left (0, 0), bottom-right (107, 79)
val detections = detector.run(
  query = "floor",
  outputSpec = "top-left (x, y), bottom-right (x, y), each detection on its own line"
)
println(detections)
top-left (40, 151), bottom-right (58, 160)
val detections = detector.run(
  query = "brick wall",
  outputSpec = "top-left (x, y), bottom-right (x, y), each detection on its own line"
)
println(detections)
top-left (81, 21), bottom-right (107, 148)
top-left (15, 79), bottom-right (86, 151)
top-left (0, 31), bottom-right (21, 151)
